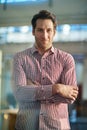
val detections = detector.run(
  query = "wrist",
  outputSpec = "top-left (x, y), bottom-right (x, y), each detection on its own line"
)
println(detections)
top-left (52, 84), bottom-right (60, 95)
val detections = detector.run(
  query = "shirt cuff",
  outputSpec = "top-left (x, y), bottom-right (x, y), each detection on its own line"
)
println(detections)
top-left (35, 85), bottom-right (52, 101)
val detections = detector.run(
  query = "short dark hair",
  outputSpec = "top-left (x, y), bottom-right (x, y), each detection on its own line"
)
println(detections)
top-left (31, 10), bottom-right (57, 30)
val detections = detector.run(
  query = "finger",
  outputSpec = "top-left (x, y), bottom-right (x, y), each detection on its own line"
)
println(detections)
top-left (70, 95), bottom-right (76, 100)
top-left (72, 89), bottom-right (78, 96)
top-left (73, 87), bottom-right (79, 91)
top-left (72, 92), bottom-right (78, 99)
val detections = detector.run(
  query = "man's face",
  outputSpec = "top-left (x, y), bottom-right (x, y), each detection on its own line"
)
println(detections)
top-left (32, 19), bottom-right (55, 51)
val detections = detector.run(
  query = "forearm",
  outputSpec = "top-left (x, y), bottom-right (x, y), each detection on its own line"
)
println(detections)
top-left (48, 94), bottom-right (74, 104)
top-left (13, 84), bottom-right (77, 105)
top-left (13, 84), bottom-right (52, 103)
top-left (13, 79), bottom-right (78, 104)
top-left (52, 83), bottom-right (78, 102)
top-left (26, 80), bottom-right (76, 103)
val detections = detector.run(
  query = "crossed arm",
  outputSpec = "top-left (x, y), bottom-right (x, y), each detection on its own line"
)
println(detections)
top-left (13, 78), bottom-right (78, 104)
top-left (13, 54), bottom-right (78, 104)
top-left (27, 79), bottom-right (78, 103)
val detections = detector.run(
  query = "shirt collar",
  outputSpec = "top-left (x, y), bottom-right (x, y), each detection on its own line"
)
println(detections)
top-left (31, 45), bottom-right (55, 55)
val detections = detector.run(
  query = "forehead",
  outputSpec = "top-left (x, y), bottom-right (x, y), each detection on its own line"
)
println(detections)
top-left (36, 19), bottom-right (54, 28)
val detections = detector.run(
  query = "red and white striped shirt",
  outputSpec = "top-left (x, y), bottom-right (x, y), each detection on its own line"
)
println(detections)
top-left (13, 46), bottom-right (77, 130)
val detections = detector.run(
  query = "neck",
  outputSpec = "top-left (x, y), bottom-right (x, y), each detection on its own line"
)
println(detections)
top-left (35, 44), bottom-right (52, 55)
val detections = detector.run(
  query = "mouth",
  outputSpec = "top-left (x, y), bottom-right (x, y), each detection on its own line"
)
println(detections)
top-left (42, 39), bottom-right (48, 43)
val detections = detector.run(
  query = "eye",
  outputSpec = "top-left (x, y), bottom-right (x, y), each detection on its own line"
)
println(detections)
top-left (47, 28), bottom-right (52, 32)
top-left (37, 29), bottom-right (43, 32)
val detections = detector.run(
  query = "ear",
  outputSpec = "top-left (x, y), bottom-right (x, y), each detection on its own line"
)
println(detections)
top-left (54, 30), bottom-right (56, 36)
top-left (32, 29), bottom-right (35, 36)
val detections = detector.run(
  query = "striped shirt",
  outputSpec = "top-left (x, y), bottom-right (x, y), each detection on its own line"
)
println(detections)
top-left (13, 46), bottom-right (77, 130)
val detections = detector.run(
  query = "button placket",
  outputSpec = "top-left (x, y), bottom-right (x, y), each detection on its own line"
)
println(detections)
top-left (41, 57), bottom-right (46, 84)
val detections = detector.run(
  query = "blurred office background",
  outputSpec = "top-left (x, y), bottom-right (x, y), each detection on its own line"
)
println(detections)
top-left (0, 0), bottom-right (87, 130)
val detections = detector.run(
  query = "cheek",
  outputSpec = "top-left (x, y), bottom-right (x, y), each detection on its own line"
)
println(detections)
top-left (33, 31), bottom-right (40, 37)
top-left (50, 34), bottom-right (55, 39)
top-left (35, 34), bottom-right (41, 41)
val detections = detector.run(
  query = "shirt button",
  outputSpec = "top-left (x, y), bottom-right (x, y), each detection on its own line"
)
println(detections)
top-left (41, 89), bottom-right (43, 91)
top-left (42, 77), bottom-right (45, 80)
top-left (43, 96), bottom-right (45, 100)
top-left (43, 66), bottom-right (45, 69)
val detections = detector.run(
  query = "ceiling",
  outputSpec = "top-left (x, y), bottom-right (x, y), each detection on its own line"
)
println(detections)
top-left (0, 0), bottom-right (87, 27)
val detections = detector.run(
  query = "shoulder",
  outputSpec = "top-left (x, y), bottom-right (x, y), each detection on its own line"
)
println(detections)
top-left (13, 47), bottom-right (33, 65)
top-left (14, 47), bottom-right (32, 59)
top-left (54, 48), bottom-right (75, 64)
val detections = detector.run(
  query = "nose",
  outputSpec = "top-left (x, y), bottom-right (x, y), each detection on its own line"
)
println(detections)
top-left (42, 30), bottom-right (48, 39)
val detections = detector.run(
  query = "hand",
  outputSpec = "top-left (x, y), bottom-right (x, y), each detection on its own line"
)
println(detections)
top-left (52, 84), bottom-right (78, 100)
top-left (27, 79), bottom-right (40, 86)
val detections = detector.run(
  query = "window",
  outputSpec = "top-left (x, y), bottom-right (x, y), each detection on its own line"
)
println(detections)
top-left (0, 24), bottom-right (87, 44)
top-left (0, 0), bottom-right (47, 4)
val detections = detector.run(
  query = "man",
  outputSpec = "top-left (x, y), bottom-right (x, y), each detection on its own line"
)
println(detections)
top-left (13, 10), bottom-right (78, 130)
